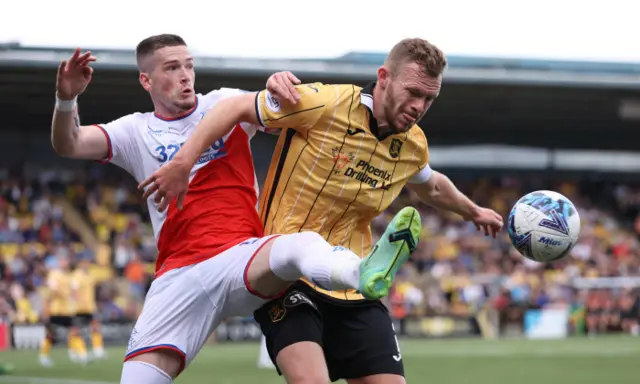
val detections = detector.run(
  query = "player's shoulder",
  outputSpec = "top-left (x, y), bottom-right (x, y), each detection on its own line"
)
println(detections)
top-left (297, 83), bottom-right (360, 106)
top-left (407, 124), bottom-right (428, 145)
top-left (100, 111), bottom-right (149, 130)
top-left (199, 88), bottom-right (250, 106)
top-left (294, 82), bottom-right (352, 96)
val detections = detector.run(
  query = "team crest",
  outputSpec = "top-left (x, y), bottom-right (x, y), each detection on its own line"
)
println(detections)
top-left (269, 302), bottom-right (286, 323)
top-left (389, 138), bottom-right (403, 158)
top-left (332, 148), bottom-right (355, 173)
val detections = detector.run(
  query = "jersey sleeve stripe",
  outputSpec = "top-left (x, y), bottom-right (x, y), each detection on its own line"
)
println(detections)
top-left (255, 92), bottom-right (266, 127)
top-left (93, 124), bottom-right (113, 164)
top-left (262, 105), bottom-right (325, 122)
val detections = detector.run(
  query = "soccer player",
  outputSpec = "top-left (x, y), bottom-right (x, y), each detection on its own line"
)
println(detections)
top-left (142, 37), bottom-right (504, 383)
top-left (51, 34), bottom-right (419, 384)
top-left (40, 256), bottom-right (88, 366)
top-left (71, 258), bottom-right (106, 359)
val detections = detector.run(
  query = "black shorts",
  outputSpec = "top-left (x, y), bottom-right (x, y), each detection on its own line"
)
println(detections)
top-left (47, 316), bottom-right (74, 342)
top-left (74, 313), bottom-right (94, 327)
top-left (254, 282), bottom-right (403, 382)
top-left (48, 316), bottom-right (73, 328)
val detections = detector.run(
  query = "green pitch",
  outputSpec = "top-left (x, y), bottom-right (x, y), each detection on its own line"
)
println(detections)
top-left (0, 337), bottom-right (638, 383)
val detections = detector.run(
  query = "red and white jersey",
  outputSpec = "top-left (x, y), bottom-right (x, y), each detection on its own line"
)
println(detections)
top-left (95, 88), bottom-right (268, 277)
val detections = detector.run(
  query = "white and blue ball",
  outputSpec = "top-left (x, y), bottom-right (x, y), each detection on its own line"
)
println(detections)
top-left (508, 190), bottom-right (580, 263)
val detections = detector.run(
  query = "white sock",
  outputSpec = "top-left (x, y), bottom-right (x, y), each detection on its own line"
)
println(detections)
top-left (257, 336), bottom-right (275, 369)
top-left (269, 232), bottom-right (361, 290)
top-left (120, 361), bottom-right (172, 384)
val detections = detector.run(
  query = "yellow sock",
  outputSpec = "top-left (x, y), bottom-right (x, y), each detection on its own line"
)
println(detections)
top-left (75, 335), bottom-right (88, 356)
top-left (91, 331), bottom-right (104, 351)
top-left (69, 335), bottom-right (87, 357)
top-left (40, 338), bottom-right (52, 356)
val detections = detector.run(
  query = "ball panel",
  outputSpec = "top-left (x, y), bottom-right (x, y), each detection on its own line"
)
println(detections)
top-left (531, 231), bottom-right (573, 262)
top-left (508, 190), bottom-right (580, 263)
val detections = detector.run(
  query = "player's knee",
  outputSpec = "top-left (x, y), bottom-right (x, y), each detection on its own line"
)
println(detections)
top-left (126, 349), bottom-right (183, 379)
top-left (296, 231), bottom-right (325, 246)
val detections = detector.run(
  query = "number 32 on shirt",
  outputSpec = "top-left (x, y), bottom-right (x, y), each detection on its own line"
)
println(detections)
top-left (154, 139), bottom-right (226, 164)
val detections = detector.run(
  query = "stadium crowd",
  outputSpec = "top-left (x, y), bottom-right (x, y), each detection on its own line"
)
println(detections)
top-left (0, 164), bottom-right (638, 337)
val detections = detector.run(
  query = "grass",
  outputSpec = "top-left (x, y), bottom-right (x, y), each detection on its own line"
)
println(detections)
top-left (0, 336), bottom-right (638, 383)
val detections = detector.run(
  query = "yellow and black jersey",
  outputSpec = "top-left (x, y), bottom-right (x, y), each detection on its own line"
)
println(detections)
top-left (47, 269), bottom-right (74, 316)
top-left (256, 82), bottom-right (429, 301)
top-left (71, 269), bottom-right (97, 315)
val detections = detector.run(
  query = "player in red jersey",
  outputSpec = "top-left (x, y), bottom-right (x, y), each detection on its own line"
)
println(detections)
top-left (52, 34), bottom-right (418, 384)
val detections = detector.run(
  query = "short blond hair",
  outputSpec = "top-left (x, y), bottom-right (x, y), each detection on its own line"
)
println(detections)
top-left (385, 38), bottom-right (447, 78)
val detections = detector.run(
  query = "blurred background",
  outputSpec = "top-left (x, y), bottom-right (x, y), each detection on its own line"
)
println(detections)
top-left (0, 1), bottom-right (639, 382)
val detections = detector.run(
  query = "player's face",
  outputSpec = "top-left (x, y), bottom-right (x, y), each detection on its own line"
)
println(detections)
top-left (142, 45), bottom-right (196, 114)
top-left (378, 62), bottom-right (441, 133)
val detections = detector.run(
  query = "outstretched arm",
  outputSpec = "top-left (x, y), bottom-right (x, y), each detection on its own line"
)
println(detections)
top-left (51, 48), bottom-right (110, 160)
top-left (406, 168), bottom-right (503, 237)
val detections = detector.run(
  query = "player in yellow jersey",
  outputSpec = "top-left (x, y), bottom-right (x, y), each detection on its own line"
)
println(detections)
top-left (72, 258), bottom-right (106, 360)
top-left (40, 256), bottom-right (88, 366)
top-left (143, 38), bottom-right (503, 383)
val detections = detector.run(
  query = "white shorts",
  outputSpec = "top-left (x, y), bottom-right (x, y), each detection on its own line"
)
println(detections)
top-left (123, 235), bottom-right (278, 373)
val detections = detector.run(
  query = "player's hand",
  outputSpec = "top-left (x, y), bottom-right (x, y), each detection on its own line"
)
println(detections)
top-left (138, 159), bottom-right (191, 212)
top-left (266, 71), bottom-right (301, 104)
top-left (56, 48), bottom-right (97, 100)
top-left (469, 207), bottom-right (503, 238)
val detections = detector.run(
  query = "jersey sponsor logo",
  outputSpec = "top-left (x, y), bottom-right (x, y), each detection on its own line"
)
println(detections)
top-left (197, 139), bottom-right (227, 164)
top-left (331, 148), bottom-right (355, 174)
top-left (265, 91), bottom-right (281, 113)
top-left (389, 138), bottom-right (403, 158)
top-left (283, 291), bottom-right (317, 309)
top-left (343, 159), bottom-right (391, 188)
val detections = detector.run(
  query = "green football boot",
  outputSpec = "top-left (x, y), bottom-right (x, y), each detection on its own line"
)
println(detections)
top-left (358, 206), bottom-right (422, 300)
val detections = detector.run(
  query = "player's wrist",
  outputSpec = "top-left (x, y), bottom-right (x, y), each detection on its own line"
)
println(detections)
top-left (173, 151), bottom-right (197, 169)
top-left (461, 202), bottom-right (481, 222)
top-left (55, 93), bottom-right (78, 112)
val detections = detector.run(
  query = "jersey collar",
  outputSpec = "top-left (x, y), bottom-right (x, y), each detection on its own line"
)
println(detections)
top-left (360, 82), bottom-right (393, 141)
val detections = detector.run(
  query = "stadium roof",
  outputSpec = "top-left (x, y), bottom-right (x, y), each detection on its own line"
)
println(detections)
top-left (1, 44), bottom-right (640, 89)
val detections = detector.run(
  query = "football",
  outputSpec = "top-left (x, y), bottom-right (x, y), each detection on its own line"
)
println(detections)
top-left (507, 190), bottom-right (580, 262)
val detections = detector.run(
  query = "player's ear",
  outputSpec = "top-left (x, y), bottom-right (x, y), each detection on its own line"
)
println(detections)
top-left (377, 66), bottom-right (390, 89)
top-left (139, 72), bottom-right (152, 92)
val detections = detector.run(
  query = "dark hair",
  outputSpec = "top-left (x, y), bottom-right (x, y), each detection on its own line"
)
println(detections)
top-left (386, 38), bottom-right (447, 78)
top-left (135, 34), bottom-right (187, 69)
